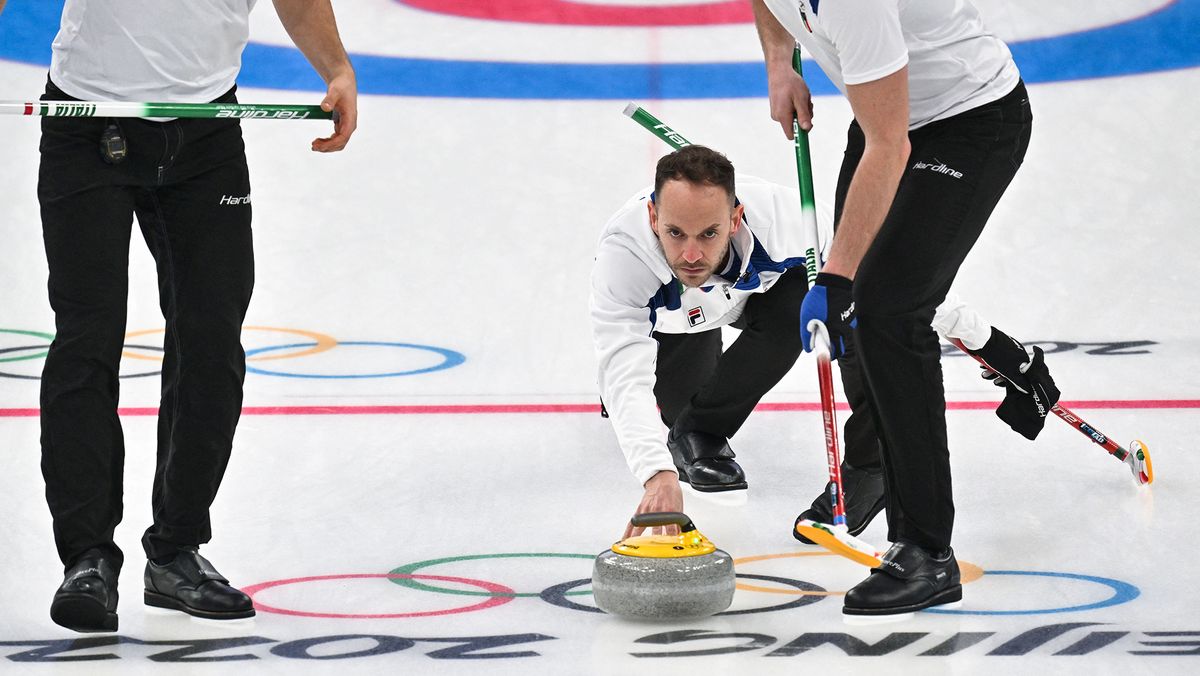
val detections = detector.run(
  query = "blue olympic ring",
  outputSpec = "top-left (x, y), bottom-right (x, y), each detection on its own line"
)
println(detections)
top-left (924, 570), bottom-right (1140, 616)
top-left (244, 341), bottom-right (465, 379)
top-left (1, 1), bottom-right (1198, 99)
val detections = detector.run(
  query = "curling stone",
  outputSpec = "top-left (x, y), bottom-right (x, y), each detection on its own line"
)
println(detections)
top-left (592, 512), bottom-right (735, 619)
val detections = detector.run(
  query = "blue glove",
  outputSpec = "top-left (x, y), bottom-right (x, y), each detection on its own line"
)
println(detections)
top-left (800, 272), bottom-right (856, 359)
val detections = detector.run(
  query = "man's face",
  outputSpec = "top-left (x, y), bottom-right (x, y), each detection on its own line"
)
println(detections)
top-left (649, 179), bottom-right (743, 288)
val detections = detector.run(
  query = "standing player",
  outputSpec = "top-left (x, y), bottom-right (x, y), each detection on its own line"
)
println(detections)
top-left (16, 0), bottom-right (357, 632)
top-left (752, 0), bottom-right (1047, 615)
top-left (591, 146), bottom-right (1055, 542)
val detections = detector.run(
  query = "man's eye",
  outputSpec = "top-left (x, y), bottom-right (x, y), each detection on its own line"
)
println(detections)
top-left (702, 231), bottom-right (718, 239)
top-left (668, 230), bottom-right (683, 238)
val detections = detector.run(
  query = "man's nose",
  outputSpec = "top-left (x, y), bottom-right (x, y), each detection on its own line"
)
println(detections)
top-left (682, 244), bottom-right (703, 264)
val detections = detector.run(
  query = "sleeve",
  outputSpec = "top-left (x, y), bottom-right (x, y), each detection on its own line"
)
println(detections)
top-left (821, 0), bottom-right (908, 85)
top-left (590, 239), bottom-right (678, 486)
top-left (932, 293), bottom-right (992, 351)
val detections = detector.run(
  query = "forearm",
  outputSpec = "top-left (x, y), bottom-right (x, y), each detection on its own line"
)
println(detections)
top-left (0, 0), bottom-right (7, 16)
top-left (271, 0), bottom-right (353, 83)
top-left (823, 141), bottom-right (909, 278)
top-left (751, 0), bottom-right (797, 77)
top-left (597, 344), bottom-right (676, 485)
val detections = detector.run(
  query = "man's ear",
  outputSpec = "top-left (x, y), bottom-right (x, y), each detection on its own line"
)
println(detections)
top-left (730, 202), bottom-right (744, 234)
top-left (648, 200), bottom-right (659, 236)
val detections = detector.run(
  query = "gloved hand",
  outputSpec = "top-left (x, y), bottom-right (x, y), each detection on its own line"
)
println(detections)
top-left (968, 327), bottom-right (1061, 440)
top-left (800, 272), bottom-right (856, 359)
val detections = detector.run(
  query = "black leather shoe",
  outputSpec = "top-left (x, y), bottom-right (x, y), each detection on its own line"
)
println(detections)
top-left (51, 549), bottom-right (120, 632)
top-left (843, 541), bottom-right (962, 616)
top-left (144, 548), bottom-right (255, 619)
top-left (667, 428), bottom-right (747, 492)
top-left (793, 462), bottom-right (885, 543)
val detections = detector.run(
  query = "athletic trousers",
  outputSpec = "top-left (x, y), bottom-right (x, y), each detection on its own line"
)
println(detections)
top-left (835, 81), bottom-right (1033, 551)
top-left (653, 268), bottom-right (880, 470)
top-left (38, 78), bottom-right (254, 568)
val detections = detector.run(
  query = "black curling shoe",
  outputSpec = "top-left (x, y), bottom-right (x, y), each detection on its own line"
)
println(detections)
top-left (51, 549), bottom-right (120, 633)
top-left (144, 548), bottom-right (255, 620)
top-left (793, 462), bottom-right (885, 543)
top-left (667, 428), bottom-right (747, 492)
top-left (843, 541), bottom-right (962, 616)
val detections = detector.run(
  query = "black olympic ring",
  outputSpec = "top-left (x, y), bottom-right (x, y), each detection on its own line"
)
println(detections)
top-left (0, 344), bottom-right (164, 380)
top-left (539, 574), bottom-right (828, 616)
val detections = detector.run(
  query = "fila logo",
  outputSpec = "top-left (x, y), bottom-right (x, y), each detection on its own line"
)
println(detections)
top-left (687, 307), bottom-right (706, 327)
top-left (912, 158), bottom-right (964, 179)
top-left (219, 194), bottom-right (251, 206)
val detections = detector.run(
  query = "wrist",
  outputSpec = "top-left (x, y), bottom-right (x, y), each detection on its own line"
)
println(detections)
top-left (766, 60), bottom-right (799, 81)
top-left (815, 272), bottom-right (853, 289)
top-left (322, 63), bottom-right (356, 85)
top-left (644, 470), bottom-right (679, 489)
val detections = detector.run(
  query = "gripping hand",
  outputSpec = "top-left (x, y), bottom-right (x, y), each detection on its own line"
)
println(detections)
top-left (800, 273), bottom-right (856, 359)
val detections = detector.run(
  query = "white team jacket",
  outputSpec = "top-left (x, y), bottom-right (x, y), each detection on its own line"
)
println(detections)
top-left (590, 176), bottom-right (991, 486)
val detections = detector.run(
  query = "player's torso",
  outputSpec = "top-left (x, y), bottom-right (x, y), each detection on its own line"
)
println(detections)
top-left (764, 0), bottom-right (1019, 128)
top-left (51, 0), bottom-right (259, 102)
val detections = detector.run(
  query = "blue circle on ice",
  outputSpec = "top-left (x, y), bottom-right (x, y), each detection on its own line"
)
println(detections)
top-left (243, 341), bottom-right (465, 379)
top-left (924, 570), bottom-right (1141, 616)
top-left (1, 1), bottom-right (1197, 99)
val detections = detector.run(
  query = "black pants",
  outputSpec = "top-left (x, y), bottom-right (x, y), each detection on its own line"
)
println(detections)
top-left (653, 269), bottom-right (879, 468)
top-left (38, 79), bottom-right (254, 567)
top-left (836, 81), bottom-right (1033, 551)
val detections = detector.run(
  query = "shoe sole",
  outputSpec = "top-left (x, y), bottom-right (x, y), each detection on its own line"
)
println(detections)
top-left (144, 590), bottom-right (256, 620)
top-left (842, 584), bottom-right (963, 616)
top-left (686, 481), bottom-right (748, 492)
top-left (673, 463), bottom-right (747, 492)
top-left (51, 593), bottom-right (118, 632)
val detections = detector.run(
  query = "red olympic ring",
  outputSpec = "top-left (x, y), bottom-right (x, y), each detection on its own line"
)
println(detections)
top-left (243, 573), bottom-right (516, 619)
top-left (396, 0), bottom-right (752, 26)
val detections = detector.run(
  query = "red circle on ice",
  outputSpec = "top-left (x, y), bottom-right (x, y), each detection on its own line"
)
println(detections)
top-left (396, 0), bottom-right (752, 26)
top-left (243, 573), bottom-right (516, 618)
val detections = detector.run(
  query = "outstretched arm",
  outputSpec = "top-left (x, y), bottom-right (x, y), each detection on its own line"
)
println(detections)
top-left (271, 0), bottom-right (357, 152)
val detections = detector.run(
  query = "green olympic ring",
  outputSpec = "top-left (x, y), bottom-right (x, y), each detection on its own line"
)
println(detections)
top-left (388, 553), bottom-right (595, 598)
top-left (0, 329), bottom-right (55, 363)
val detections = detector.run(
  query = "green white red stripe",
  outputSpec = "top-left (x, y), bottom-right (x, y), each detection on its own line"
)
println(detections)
top-left (0, 101), bottom-right (332, 120)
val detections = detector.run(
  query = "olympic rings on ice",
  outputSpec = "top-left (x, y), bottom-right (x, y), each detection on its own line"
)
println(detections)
top-left (389, 553), bottom-right (596, 598)
top-left (243, 573), bottom-right (516, 619)
top-left (924, 570), bottom-right (1140, 616)
top-left (238, 551), bottom-right (1142, 619)
top-left (0, 326), bottom-right (466, 380)
top-left (245, 341), bottom-right (465, 379)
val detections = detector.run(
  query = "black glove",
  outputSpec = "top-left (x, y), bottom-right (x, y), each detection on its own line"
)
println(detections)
top-left (968, 328), bottom-right (1061, 440)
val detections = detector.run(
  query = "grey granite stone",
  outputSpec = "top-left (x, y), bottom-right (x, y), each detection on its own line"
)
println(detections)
top-left (592, 549), bottom-right (735, 619)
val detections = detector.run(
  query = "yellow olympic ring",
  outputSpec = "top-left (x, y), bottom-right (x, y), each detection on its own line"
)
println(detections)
top-left (731, 552), bottom-right (985, 596)
top-left (122, 326), bottom-right (338, 363)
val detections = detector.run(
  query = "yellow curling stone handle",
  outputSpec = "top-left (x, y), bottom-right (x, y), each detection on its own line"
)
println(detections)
top-left (613, 512), bottom-right (718, 558)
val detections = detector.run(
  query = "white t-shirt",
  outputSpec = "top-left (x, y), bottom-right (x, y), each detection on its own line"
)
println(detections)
top-left (762, 0), bottom-right (1020, 129)
top-left (50, 0), bottom-right (259, 103)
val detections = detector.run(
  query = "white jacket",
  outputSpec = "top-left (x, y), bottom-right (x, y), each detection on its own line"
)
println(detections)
top-left (590, 176), bottom-right (991, 485)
